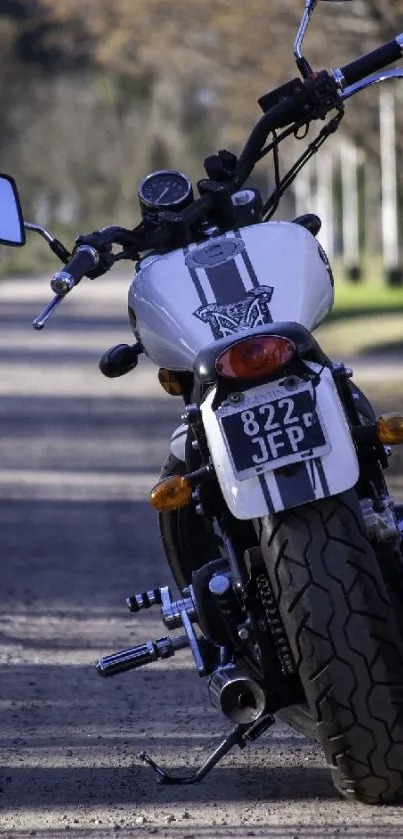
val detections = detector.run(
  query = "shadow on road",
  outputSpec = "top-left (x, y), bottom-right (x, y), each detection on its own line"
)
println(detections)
top-left (359, 339), bottom-right (403, 357)
top-left (1, 763), bottom-right (336, 808)
top-left (0, 299), bottom-right (129, 333)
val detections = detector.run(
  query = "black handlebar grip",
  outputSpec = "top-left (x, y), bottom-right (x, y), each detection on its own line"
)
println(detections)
top-left (50, 245), bottom-right (100, 295)
top-left (339, 37), bottom-right (402, 88)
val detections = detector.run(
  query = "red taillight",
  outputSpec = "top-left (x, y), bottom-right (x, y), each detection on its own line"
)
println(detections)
top-left (215, 335), bottom-right (295, 380)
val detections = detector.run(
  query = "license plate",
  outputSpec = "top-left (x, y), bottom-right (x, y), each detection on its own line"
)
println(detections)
top-left (218, 384), bottom-right (330, 480)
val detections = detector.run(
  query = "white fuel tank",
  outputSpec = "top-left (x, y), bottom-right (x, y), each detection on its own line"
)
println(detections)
top-left (128, 222), bottom-right (334, 370)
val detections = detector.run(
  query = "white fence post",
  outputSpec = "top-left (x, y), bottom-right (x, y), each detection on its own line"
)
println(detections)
top-left (379, 89), bottom-right (402, 286)
top-left (314, 150), bottom-right (334, 262)
top-left (340, 139), bottom-right (361, 281)
top-left (294, 160), bottom-right (313, 218)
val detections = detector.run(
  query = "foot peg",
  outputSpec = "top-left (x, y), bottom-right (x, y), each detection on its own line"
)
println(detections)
top-left (126, 588), bottom-right (163, 613)
top-left (96, 634), bottom-right (188, 677)
top-left (98, 586), bottom-right (204, 679)
top-left (126, 585), bottom-right (197, 630)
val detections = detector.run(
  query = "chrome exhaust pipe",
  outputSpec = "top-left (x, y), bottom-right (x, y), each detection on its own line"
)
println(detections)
top-left (208, 664), bottom-right (266, 725)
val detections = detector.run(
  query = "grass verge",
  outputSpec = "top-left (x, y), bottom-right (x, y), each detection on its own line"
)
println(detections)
top-left (330, 258), bottom-right (403, 319)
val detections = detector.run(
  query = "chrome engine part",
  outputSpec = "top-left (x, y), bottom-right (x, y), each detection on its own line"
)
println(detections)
top-left (208, 665), bottom-right (266, 725)
top-left (360, 496), bottom-right (399, 544)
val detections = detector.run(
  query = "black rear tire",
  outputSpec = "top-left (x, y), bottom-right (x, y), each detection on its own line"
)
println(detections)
top-left (259, 490), bottom-right (403, 803)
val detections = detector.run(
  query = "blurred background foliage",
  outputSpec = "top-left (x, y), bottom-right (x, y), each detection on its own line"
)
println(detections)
top-left (0, 0), bottom-right (402, 261)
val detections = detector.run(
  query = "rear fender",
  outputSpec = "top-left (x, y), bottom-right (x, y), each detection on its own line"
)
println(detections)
top-left (200, 362), bottom-right (359, 519)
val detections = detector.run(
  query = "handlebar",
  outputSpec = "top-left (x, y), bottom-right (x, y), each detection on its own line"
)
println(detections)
top-left (141, 26), bottom-right (403, 237)
top-left (181, 193), bottom-right (216, 227)
top-left (50, 245), bottom-right (100, 295)
top-left (234, 98), bottom-right (305, 187)
top-left (48, 36), bottom-right (403, 260)
top-left (32, 26), bottom-right (403, 333)
top-left (337, 35), bottom-right (403, 89)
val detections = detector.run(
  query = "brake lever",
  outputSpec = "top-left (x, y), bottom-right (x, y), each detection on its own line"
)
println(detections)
top-left (32, 293), bottom-right (65, 330)
top-left (339, 68), bottom-right (403, 101)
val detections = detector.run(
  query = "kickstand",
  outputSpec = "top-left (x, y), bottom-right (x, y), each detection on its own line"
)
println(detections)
top-left (138, 714), bottom-right (274, 785)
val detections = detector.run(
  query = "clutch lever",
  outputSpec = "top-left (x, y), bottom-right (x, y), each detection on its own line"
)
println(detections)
top-left (32, 244), bottom-right (104, 330)
top-left (32, 221), bottom-right (163, 331)
top-left (33, 293), bottom-right (66, 331)
top-left (32, 226), bottom-right (142, 330)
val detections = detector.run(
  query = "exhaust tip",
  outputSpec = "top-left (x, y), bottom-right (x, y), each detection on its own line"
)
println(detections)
top-left (209, 665), bottom-right (266, 725)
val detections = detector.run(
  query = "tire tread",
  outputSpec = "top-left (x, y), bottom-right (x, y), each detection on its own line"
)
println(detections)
top-left (259, 490), bottom-right (403, 803)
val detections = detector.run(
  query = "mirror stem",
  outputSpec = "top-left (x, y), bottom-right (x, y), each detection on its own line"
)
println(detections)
top-left (24, 222), bottom-right (71, 263)
top-left (294, 0), bottom-right (318, 78)
top-left (24, 222), bottom-right (57, 245)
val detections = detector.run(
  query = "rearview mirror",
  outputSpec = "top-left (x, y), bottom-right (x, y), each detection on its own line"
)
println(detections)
top-left (0, 174), bottom-right (25, 246)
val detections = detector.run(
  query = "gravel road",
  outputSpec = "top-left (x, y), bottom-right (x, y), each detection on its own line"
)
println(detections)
top-left (1, 273), bottom-right (402, 838)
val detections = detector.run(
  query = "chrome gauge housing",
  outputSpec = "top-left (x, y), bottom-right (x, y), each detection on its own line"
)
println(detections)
top-left (138, 170), bottom-right (193, 214)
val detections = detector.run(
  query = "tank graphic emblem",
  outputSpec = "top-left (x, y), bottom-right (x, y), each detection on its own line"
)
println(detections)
top-left (185, 237), bottom-right (245, 268)
top-left (193, 286), bottom-right (274, 340)
top-left (317, 243), bottom-right (334, 287)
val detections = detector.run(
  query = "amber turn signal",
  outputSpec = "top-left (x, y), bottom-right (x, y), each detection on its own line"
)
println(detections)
top-left (149, 475), bottom-right (193, 512)
top-left (158, 368), bottom-right (184, 396)
top-left (215, 335), bottom-right (295, 380)
top-left (376, 413), bottom-right (403, 445)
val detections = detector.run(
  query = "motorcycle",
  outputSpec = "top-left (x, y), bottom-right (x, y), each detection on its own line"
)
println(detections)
top-left (2, 0), bottom-right (403, 804)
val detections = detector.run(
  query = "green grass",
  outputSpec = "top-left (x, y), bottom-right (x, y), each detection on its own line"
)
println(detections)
top-left (330, 258), bottom-right (403, 319)
top-left (333, 281), bottom-right (403, 315)
top-left (319, 260), bottom-right (403, 356)
top-left (316, 313), bottom-right (403, 358)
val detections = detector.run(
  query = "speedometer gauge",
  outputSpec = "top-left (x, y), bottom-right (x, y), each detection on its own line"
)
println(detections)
top-left (138, 170), bottom-right (193, 214)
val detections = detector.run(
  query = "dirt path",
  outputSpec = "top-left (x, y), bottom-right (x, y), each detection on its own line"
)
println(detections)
top-left (1, 273), bottom-right (402, 838)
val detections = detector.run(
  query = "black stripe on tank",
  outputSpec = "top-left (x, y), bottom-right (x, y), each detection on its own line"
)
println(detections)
top-left (234, 229), bottom-right (261, 291)
top-left (183, 246), bottom-right (208, 306)
top-left (313, 457), bottom-right (330, 496)
top-left (204, 260), bottom-right (246, 305)
top-left (274, 461), bottom-right (316, 508)
top-left (258, 474), bottom-right (275, 513)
